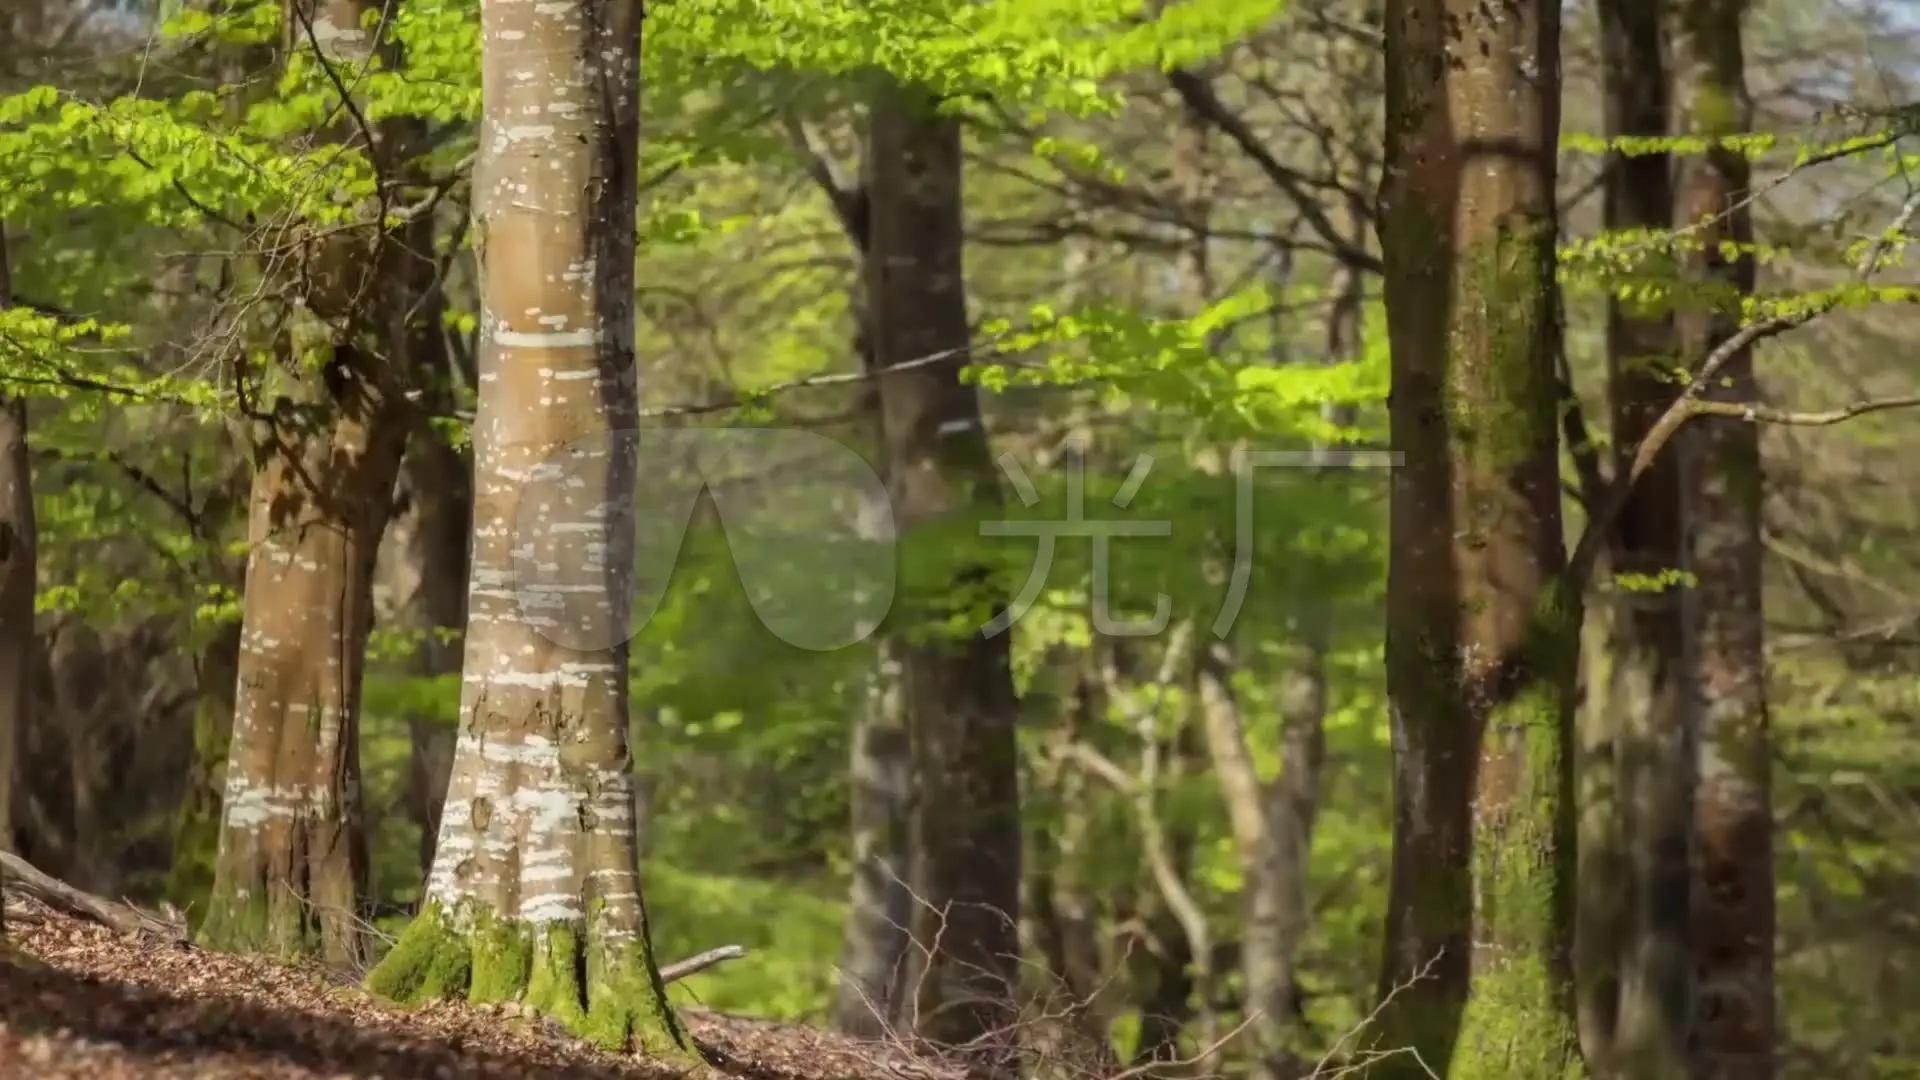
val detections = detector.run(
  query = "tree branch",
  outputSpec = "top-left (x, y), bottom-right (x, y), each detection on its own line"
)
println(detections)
top-left (660, 944), bottom-right (748, 984)
top-left (780, 111), bottom-right (869, 254)
top-left (1566, 187), bottom-right (1920, 592)
top-left (0, 851), bottom-right (187, 941)
top-left (1166, 67), bottom-right (1381, 276)
top-left (1687, 393), bottom-right (1920, 426)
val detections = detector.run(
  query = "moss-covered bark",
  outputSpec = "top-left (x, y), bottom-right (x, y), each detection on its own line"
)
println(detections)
top-left (1374, 0), bottom-right (1586, 1075)
top-left (367, 900), bottom-right (692, 1058)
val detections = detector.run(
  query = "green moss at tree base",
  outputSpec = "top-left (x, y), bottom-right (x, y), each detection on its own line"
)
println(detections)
top-left (197, 877), bottom-right (319, 960)
top-left (365, 900), bottom-right (697, 1062)
top-left (1450, 957), bottom-right (1587, 1080)
top-left (583, 932), bottom-right (692, 1058)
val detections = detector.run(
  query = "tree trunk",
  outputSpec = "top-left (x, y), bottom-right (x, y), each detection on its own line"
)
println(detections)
top-left (1239, 211), bottom-right (1361, 1080)
top-left (1128, 714), bottom-right (1202, 1072)
top-left (395, 205), bottom-right (469, 887)
top-left (199, 0), bottom-right (409, 967)
top-left (1592, 2), bottom-right (1692, 1077)
top-left (865, 76), bottom-right (1024, 1066)
top-left (832, 489), bottom-right (912, 1035)
top-left (827, 177), bottom-right (914, 1042)
top-left (0, 222), bottom-right (33, 888)
top-left (1373, 0), bottom-right (1583, 1076)
top-left (169, 617), bottom-right (242, 916)
top-left (1674, 2), bottom-right (1775, 1076)
top-left (363, 0), bottom-right (689, 1058)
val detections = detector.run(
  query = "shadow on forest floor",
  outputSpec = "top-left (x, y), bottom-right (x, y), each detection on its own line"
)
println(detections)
top-left (0, 899), bottom-right (961, 1080)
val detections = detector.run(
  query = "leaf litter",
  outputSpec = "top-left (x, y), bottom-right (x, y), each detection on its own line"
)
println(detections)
top-left (0, 896), bottom-right (970, 1080)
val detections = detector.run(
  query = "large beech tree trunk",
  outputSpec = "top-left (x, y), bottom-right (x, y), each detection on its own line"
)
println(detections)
top-left (865, 77), bottom-right (1024, 1065)
top-left (1372, 0), bottom-right (1584, 1076)
top-left (1587, 3), bottom-right (1693, 1077)
top-left (199, 0), bottom-right (408, 967)
top-left (1675, 2), bottom-right (1775, 1076)
top-left (363, 0), bottom-right (688, 1057)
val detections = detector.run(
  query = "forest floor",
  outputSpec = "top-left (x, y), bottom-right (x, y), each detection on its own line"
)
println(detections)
top-left (0, 896), bottom-right (964, 1080)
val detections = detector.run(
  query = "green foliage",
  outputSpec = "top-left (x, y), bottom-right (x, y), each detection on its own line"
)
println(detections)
top-left (12, 0), bottom-right (1916, 1073)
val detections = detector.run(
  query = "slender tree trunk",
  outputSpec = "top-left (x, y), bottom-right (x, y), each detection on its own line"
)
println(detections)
top-left (833, 485), bottom-right (912, 1037)
top-left (1240, 205), bottom-right (1363, 1080)
top-left (1174, 102), bottom-right (1291, 1076)
top-left (1128, 713), bottom-right (1202, 1072)
top-left (827, 177), bottom-right (914, 1041)
top-left (1592, 3), bottom-right (1692, 1076)
top-left (395, 208), bottom-right (469, 886)
top-left (0, 223), bottom-right (33, 886)
top-left (865, 76), bottom-right (1024, 1067)
top-left (200, 0), bottom-right (409, 966)
top-left (1373, 0), bottom-right (1583, 1076)
top-left (169, 616), bottom-right (243, 915)
top-left (1675, 2), bottom-right (1774, 1076)
top-left (364, 0), bottom-right (689, 1057)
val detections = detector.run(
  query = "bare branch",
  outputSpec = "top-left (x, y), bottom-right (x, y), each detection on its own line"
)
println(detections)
top-left (781, 111), bottom-right (870, 252)
top-left (660, 944), bottom-right (749, 984)
top-left (0, 851), bottom-right (187, 942)
top-left (1166, 67), bottom-right (1382, 276)
top-left (1689, 393), bottom-right (1920, 426)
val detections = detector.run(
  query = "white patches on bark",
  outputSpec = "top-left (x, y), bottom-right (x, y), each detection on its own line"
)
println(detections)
top-left (425, 720), bottom-right (644, 928)
top-left (426, 0), bottom-right (653, 957)
top-left (494, 329), bottom-right (599, 348)
top-left (221, 778), bottom-right (330, 828)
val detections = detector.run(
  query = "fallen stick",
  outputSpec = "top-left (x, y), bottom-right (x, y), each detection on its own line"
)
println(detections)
top-left (659, 944), bottom-right (747, 983)
top-left (0, 851), bottom-right (187, 941)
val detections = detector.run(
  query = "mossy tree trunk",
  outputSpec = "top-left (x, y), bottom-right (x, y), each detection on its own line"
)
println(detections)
top-left (0, 223), bottom-right (33, 891)
top-left (1372, 0), bottom-right (1584, 1076)
top-left (364, 0), bottom-right (689, 1059)
top-left (1589, 2), bottom-right (1694, 1077)
top-left (1674, 2), bottom-right (1775, 1076)
top-left (865, 76), bottom-right (1025, 1063)
top-left (200, 0), bottom-right (410, 968)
